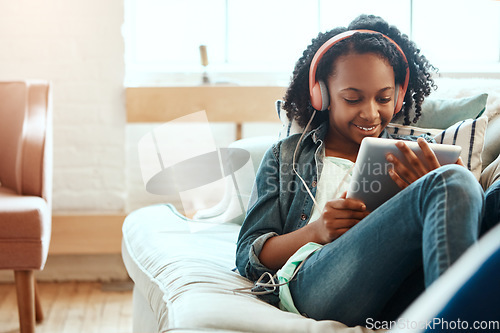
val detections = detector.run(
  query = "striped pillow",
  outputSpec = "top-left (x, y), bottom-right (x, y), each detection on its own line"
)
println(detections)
top-left (386, 117), bottom-right (488, 180)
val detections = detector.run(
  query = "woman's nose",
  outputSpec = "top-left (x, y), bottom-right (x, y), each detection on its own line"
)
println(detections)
top-left (359, 100), bottom-right (378, 121)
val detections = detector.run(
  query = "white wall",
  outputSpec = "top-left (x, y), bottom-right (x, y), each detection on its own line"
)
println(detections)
top-left (0, 0), bottom-right (126, 213)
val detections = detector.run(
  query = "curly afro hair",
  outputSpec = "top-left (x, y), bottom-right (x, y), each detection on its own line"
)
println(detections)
top-left (283, 14), bottom-right (437, 128)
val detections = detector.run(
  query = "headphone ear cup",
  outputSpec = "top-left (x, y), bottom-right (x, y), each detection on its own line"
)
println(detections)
top-left (318, 80), bottom-right (329, 111)
top-left (310, 80), bottom-right (329, 111)
top-left (394, 84), bottom-right (404, 114)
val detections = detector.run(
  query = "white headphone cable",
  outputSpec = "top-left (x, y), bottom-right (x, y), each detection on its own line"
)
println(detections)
top-left (232, 248), bottom-right (320, 295)
top-left (292, 110), bottom-right (355, 217)
top-left (292, 110), bottom-right (321, 213)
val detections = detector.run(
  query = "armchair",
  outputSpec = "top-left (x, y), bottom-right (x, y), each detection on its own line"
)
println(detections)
top-left (0, 81), bottom-right (52, 333)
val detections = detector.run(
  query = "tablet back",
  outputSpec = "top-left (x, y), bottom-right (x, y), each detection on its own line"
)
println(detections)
top-left (347, 137), bottom-right (462, 211)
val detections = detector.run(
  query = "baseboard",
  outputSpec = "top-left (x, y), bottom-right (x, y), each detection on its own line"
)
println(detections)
top-left (50, 214), bottom-right (126, 255)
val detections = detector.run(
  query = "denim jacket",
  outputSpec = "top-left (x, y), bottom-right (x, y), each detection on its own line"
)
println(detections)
top-left (235, 121), bottom-right (429, 281)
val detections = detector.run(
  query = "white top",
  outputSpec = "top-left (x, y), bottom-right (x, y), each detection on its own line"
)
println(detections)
top-left (309, 155), bottom-right (354, 223)
top-left (277, 155), bottom-right (355, 314)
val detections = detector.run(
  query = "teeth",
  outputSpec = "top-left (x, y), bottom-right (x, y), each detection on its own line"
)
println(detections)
top-left (355, 125), bottom-right (376, 131)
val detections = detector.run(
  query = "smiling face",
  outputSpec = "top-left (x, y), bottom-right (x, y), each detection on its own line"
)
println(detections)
top-left (325, 52), bottom-right (396, 159)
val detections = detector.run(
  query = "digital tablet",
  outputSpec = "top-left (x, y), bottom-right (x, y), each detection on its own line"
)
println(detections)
top-left (346, 137), bottom-right (462, 211)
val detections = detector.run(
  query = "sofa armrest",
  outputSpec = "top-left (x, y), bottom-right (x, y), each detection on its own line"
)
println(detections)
top-left (193, 135), bottom-right (277, 224)
top-left (482, 115), bottom-right (500, 171)
top-left (481, 153), bottom-right (500, 191)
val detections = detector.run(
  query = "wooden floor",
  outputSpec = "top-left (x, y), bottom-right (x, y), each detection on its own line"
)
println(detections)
top-left (0, 281), bottom-right (133, 333)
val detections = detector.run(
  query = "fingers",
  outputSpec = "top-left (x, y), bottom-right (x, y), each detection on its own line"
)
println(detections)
top-left (417, 138), bottom-right (441, 170)
top-left (386, 138), bottom-right (442, 188)
top-left (324, 199), bottom-right (368, 220)
top-left (329, 197), bottom-right (366, 211)
top-left (316, 198), bottom-right (370, 243)
top-left (388, 168), bottom-right (410, 190)
top-left (456, 156), bottom-right (466, 167)
top-left (394, 140), bottom-right (427, 177)
top-left (386, 152), bottom-right (416, 185)
top-left (324, 208), bottom-right (370, 221)
top-left (323, 199), bottom-right (369, 221)
top-left (324, 218), bottom-right (362, 230)
top-left (318, 216), bottom-right (365, 242)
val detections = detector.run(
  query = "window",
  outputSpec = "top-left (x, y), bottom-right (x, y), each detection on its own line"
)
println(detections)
top-left (412, 0), bottom-right (500, 71)
top-left (124, 0), bottom-right (500, 84)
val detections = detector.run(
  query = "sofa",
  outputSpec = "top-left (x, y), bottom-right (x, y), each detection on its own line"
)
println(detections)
top-left (121, 78), bottom-right (500, 333)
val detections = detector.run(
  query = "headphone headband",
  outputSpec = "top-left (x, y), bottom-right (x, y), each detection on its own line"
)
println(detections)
top-left (309, 29), bottom-right (410, 112)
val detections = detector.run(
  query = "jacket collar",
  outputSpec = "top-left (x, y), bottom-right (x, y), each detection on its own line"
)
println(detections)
top-left (303, 121), bottom-right (328, 144)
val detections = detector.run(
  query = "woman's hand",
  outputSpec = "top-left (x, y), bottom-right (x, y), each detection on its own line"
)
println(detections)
top-left (312, 192), bottom-right (370, 244)
top-left (259, 192), bottom-right (369, 269)
top-left (386, 137), bottom-right (465, 189)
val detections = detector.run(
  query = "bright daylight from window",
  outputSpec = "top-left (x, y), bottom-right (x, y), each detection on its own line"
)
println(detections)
top-left (124, 0), bottom-right (500, 85)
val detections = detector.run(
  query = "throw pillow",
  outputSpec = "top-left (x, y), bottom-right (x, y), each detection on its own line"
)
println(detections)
top-left (390, 93), bottom-right (488, 129)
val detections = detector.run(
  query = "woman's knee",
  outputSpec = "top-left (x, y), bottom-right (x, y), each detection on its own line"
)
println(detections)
top-left (435, 163), bottom-right (475, 180)
top-left (432, 164), bottom-right (482, 194)
top-left (421, 164), bottom-right (484, 211)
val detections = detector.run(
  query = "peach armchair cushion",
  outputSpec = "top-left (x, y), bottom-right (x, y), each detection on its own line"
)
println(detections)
top-left (0, 187), bottom-right (51, 270)
top-left (0, 81), bottom-right (52, 271)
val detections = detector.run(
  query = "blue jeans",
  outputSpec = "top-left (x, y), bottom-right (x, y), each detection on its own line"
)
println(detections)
top-left (288, 165), bottom-right (484, 326)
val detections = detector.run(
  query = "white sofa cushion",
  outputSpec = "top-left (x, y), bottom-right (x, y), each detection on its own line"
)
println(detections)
top-left (122, 204), bottom-right (379, 332)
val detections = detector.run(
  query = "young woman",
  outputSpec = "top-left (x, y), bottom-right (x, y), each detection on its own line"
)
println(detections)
top-left (236, 15), bottom-right (490, 326)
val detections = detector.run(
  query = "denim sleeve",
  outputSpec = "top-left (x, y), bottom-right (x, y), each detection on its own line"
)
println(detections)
top-left (389, 132), bottom-right (436, 143)
top-left (246, 231), bottom-right (279, 276)
top-left (236, 144), bottom-right (284, 281)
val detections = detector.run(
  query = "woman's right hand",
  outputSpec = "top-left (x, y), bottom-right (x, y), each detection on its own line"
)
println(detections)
top-left (259, 192), bottom-right (369, 270)
top-left (313, 191), bottom-right (370, 244)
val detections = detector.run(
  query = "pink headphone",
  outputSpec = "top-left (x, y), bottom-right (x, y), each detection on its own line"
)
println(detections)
top-left (309, 29), bottom-right (410, 113)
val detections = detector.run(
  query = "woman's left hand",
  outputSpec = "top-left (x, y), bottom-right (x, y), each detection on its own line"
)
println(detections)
top-left (386, 137), bottom-right (464, 189)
